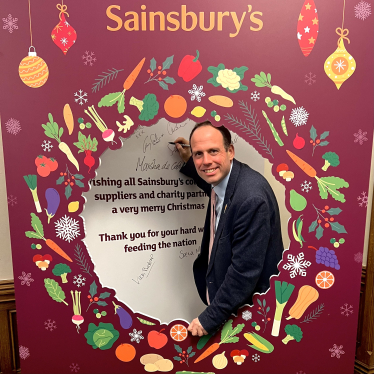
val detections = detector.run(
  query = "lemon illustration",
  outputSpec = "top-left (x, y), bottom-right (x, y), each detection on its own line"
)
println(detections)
top-left (191, 106), bottom-right (206, 118)
top-left (68, 201), bottom-right (79, 213)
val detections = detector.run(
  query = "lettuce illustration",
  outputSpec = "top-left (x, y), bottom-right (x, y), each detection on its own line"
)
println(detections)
top-left (85, 322), bottom-right (119, 350)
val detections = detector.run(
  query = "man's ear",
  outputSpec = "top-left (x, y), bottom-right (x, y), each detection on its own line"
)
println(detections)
top-left (228, 144), bottom-right (235, 160)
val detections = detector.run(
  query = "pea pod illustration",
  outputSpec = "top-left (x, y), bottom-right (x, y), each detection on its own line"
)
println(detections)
top-left (113, 301), bottom-right (132, 329)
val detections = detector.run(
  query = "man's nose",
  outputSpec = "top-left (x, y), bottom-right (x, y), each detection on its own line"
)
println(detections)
top-left (202, 153), bottom-right (212, 165)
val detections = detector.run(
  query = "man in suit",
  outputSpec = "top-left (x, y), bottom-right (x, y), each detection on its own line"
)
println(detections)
top-left (174, 121), bottom-right (283, 336)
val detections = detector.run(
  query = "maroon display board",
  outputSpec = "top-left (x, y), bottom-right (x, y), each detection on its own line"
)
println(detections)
top-left (1, 0), bottom-right (373, 373)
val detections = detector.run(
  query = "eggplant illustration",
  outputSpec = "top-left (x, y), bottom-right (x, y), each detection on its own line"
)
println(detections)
top-left (45, 188), bottom-right (60, 224)
top-left (113, 301), bottom-right (133, 329)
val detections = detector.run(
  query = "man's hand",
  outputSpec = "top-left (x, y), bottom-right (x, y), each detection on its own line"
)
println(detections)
top-left (188, 317), bottom-right (208, 336)
top-left (174, 137), bottom-right (191, 163)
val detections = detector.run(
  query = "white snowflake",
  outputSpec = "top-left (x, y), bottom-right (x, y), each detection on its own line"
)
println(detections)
top-left (354, 1), bottom-right (371, 20)
top-left (55, 215), bottom-right (80, 242)
top-left (60, 37), bottom-right (68, 46)
top-left (70, 363), bottom-right (80, 373)
top-left (242, 310), bottom-right (252, 321)
top-left (252, 353), bottom-right (260, 362)
top-left (3, 14), bottom-right (18, 33)
top-left (354, 252), bottom-right (363, 264)
top-left (5, 118), bottom-right (21, 135)
top-left (18, 272), bottom-right (34, 286)
top-left (357, 191), bottom-right (368, 207)
top-left (44, 319), bottom-right (57, 331)
top-left (353, 129), bottom-right (368, 145)
top-left (301, 180), bottom-right (312, 193)
top-left (8, 195), bottom-right (17, 206)
top-left (64, 20), bottom-right (70, 27)
top-left (305, 72), bottom-right (316, 85)
top-left (129, 329), bottom-right (144, 343)
top-left (329, 344), bottom-right (345, 359)
top-left (283, 253), bottom-right (311, 278)
top-left (41, 140), bottom-right (53, 152)
top-left (74, 89), bottom-right (88, 105)
top-left (19, 345), bottom-right (30, 360)
top-left (290, 107), bottom-right (309, 127)
top-left (334, 59), bottom-right (346, 73)
top-left (251, 91), bottom-right (260, 101)
top-left (73, 274), bottom-right (86, 288)
top-left (188, 84), bottom-right (206, 102)
top-left (340, 303), bottom-right (353, 317)
top-left (82, 51), bottom-right (96, 66)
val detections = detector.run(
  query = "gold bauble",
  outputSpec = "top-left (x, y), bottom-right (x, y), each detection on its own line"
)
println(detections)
top-left (19, 46), bottom-right (49, 88)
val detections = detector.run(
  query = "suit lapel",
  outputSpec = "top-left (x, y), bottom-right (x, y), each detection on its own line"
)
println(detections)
top-left (207, 159), bottom-right (241, 275)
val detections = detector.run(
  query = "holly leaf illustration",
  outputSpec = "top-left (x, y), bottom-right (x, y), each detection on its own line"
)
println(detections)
top-left (96, 301), bottom-right (108, 306)
top-left (173, 356), bottom-right (182, 361)
top-left (56, 176), bottom-right (65, 185)
top-left (150, 58), bottom-right (156, 72)
top-left (187, 346), bottom-right (193, 354)
top-left (327, 207), bottom-right (342, 215)
top-left (189, 352), bottom-right (196, 357)
top-left (319, 141), bottom-right (329, 147)
top-left (65, 184), bottom-right (72, 199)
top-left (316, 225), bottom-right (324, 240)
top-left (158, 81), bottom-right (169, 90)
top-left (174, 344), bottom-right (182, 353)
top-left (99, 292), bottom-right (111, 299)
top-left (162, 55), bottom-right (174, 70)
top-left (73, 174), bottom-right (84, 180)
top-left (75, 180), bottom-right (84, 188)
top-left (163, 77), bottom-right (176, 84)
top-left (310, 125), bottom-right (317, 141)
top-left (309, 220), bottom-right (318, 233)
top-left (330, 222), bottom-right (347, 234)
top-left (89, 280), bottom-right (97, 297)
top-left (320, 131), bottom-right (329, 140)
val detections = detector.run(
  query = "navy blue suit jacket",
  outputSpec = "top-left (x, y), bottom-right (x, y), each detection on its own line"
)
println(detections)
top-left (180, 158), bottom-right (283, 334)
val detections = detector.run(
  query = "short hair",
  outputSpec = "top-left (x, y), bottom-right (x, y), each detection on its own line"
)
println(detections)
top-left (189, 121), bottom-right (232, 151)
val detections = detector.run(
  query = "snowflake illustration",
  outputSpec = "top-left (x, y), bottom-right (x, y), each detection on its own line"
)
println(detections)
top-left (188, 84), bottom-right (206, 102)
top-left (329, 344), bottom-right (345, 359)
top-left (64, 20), bottom-right (70, 27)
top-left (70, 363), bottom-right (80, 373)
top-left (251, 91), bottom-right (260, 101)
top-left (74, 90), bottom-right (88, 105)
top-left (41, 140), bottom-right (53, 152)
top-left (19, 345), bottom-right (30, 360)
top-left (73, 274), bottom-right (86, 288)
top-left (334, 59), bottom-right (346, 73)
top-left (242, 310), bottom-right (252, 321)
top-left (18, 272), bottom-right (34, 286)
top-left (301, 180), bottom-right (312, 193)
top-left (8, 195), bottom-right (17, 206)
top-left (283, 253), bottom-right (311, 278)
top-left (5, 118), bottom-right (21, 135)
top-left (353, 129), bottom-right (368, 145)
top-left (44, 319), bottom-right (57, 331)
top-left (354, 1), bottom-right (371, 20)
top-left (55, 215), bottom-right (80, 242)
top-left (290, 107), bottom-right (309, 127)
top-left (60, 37), bottom-right (68, 46)
top-left (3, 14), bottom-right (18, 33)
top-left (252, 353), bottom-right (260, 362)
top-left (340, 303), bottom-right (353, 317)
top-left (357, 191), bottom-right (368, 207)
top-left (354, 252), bottom-right (363, 264)
top-left (305, 72), bottom-right (316, 85)
top-left (82, 51), bottom-right (96, 66)
top-left (129, 329), bottom-right (144, 343)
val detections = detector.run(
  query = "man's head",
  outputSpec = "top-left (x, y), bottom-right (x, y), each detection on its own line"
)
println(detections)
top-left (190, 121), bottom-right (234, 186)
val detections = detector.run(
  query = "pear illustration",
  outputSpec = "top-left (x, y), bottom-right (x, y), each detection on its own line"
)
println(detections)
top-left (290, 189), bottom-right (307, 211)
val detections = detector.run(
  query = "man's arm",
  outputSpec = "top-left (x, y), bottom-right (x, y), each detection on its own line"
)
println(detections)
top-left (198, 195), bottom-right (272, 333)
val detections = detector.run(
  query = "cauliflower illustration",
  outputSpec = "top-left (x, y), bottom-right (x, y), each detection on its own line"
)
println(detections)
top-left (208, 63), bottom-right (248, 93)
top-left (216, 69), bottom-right (241, 91)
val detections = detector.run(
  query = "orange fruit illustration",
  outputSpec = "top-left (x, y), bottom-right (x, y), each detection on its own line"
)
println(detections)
top-left (115, 343), bottom-right (136, 362)
top-left (315, 270), bottom-right (335, 289)
top-left (164, 95), bottom-right (187, 118)
top-left (170, 324), bottom-right (188, 342)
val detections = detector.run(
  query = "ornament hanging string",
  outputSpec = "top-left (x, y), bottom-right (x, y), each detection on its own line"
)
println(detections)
top-left (336, 0), bottom-right (350, 45)
top-left (56, 3), bottom-right (69, 20)
top-left (27, 0), bottom-right (33, 46)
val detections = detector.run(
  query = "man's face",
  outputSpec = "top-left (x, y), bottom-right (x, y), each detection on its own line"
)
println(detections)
top-left (190, 126), bottom-right (234, 186)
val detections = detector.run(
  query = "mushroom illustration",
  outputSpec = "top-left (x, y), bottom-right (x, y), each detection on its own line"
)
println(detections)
top-left (282, 171), bottom-right (295, 182)
top-left (276, 163), bottom-right (289, 177)
top-left (230, 349), bottom-right (249, 365)
top-left (33, 254), bottom-right (52, 271)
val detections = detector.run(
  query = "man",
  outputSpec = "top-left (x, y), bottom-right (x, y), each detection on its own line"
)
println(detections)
top-left (175, 121), bottom-right (283, 336)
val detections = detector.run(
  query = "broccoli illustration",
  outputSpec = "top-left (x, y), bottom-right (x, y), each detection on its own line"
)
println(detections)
top-left (129, 94), bottom-right (159, 121)
top-left (322, 152), bottom-right (340, 171)
top-left (52, 263), bottom-right (72, 283)
top-left (282, 324), bottom-right (303, 344)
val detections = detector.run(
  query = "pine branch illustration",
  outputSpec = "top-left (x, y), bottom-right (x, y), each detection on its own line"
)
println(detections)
top-left (239, 100), bottom-right (261, 135)
top-left (92, 68), bottom-right (124, 93)
top-left (300, 303), bottom-right (324, 323)
top-left (74, 244), bottom-right (92, 276)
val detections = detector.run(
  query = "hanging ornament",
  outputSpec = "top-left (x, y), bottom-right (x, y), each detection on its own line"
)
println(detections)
top-left (324, 0), bottom-right (356, 90)
top-left (297, 0), bottom-right (319, 56)
top-left (51, 3), bottom-right (77, 55)
top-left (19, 0), bottom-right (49, 88)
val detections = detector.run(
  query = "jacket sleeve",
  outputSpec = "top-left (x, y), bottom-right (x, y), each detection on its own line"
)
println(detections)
top-left (179, 157), bottom-right (211, 195)
top-left (198, 195), bottom-right (272, 334)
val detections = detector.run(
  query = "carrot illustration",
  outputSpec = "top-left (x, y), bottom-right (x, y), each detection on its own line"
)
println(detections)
top-left (25, 213), bottom-right (73, 262)
top-left (63, 104), bottom-right (74, 135)
top-left (286, 150), bottom-right (349, 202)
top-left (123, 57), bottom-right (145, 90)
top-left (194, 319), bottom-right (244, 363)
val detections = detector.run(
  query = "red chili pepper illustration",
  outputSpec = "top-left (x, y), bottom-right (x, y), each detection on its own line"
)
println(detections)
top-left (178, 50), bottom-right (203, 82)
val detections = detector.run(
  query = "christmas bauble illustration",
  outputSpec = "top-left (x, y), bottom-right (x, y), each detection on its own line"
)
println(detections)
top-left (19, 46), bottom-right (49, 88)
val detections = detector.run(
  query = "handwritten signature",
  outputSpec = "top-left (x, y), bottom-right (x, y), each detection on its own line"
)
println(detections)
top-left (167, 121), bottom-right (188, 135)
top-left (132, 254), bottom-right (155, 284)
top-left (143, 132), bottom-right (164, 153)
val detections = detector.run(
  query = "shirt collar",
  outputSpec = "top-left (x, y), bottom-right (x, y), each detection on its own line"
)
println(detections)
top-left (212, 161), bottom-right (233, 202)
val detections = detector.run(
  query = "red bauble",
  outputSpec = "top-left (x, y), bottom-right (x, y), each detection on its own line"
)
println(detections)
top-left (297, 0), bottom-right (319, 56)
top-left (51, 12), bottom-right (77, 55)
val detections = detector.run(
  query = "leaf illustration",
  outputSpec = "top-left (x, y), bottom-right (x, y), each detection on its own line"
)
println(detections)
top-left (221, 319), bottom-right (233, 341)
top-left (73, 174), bottom-right (84, 180)
top-left (263, 299), bottom-right (266, 307)
top-left (319, 141), bottom-right (329, 147)
top-left (56, 176), bottom-right (65, 185)
top-left (257, 298), bottom-right (262, 307)
top-left (330, 222), bottom-right (347, 234)
top-left (96, 301), bottom-right (108, 307)
top-left (316, 225), bottom-right (324, 240)
top-left (65, 184), bottom-right (72, 199)
top-left (310, 125), bottom-right (317, 141)
top-left (267, 73), bottom-right (271, 84)
top-left (187, 346), bottom-right (193, 354)
top-left (189, 352), bottom-right (196, 357)
top-left (233, 66), bottom-right (249, 80)
top-left (44, 278), bottom-right (68, 305)
top-left (25, 231), bottom-right (42, 239)
top-left (90, 280), bottom-right (97, 297)
top-left (320, 131), bottom-right (329, 140)
top-left (174, 344), bottom-right (182, 353)
top-left (317, 180), bottom-right (328, 200)
top-left (163, 77), bottom-right (176, 84)
top-left (99, 292), bottom-right (111, 299)
top-left (150, 58), bottom-right (156, 72)
top-left (162, 55), bottom-right (174, 70)
top-left (31, 213), bottom-right (44, 238)
top-left (173, 356), bottom-right (182, 361)
top-left (98, 92), bottom-right (122, 108)
top-left (327, 207), bottom-right (342, 215)
top-left (309, 220), bottom-right (318, 233)
top-left (158, 81), bottom-right (169, 90)
top-left (266, 306), bottom-right (270, 312)
top-left (117, 95), bottom-right (125, 113)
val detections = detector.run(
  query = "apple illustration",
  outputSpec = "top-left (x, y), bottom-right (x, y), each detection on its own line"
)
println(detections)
top-left (147, 329), bottom-right (168, 349)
